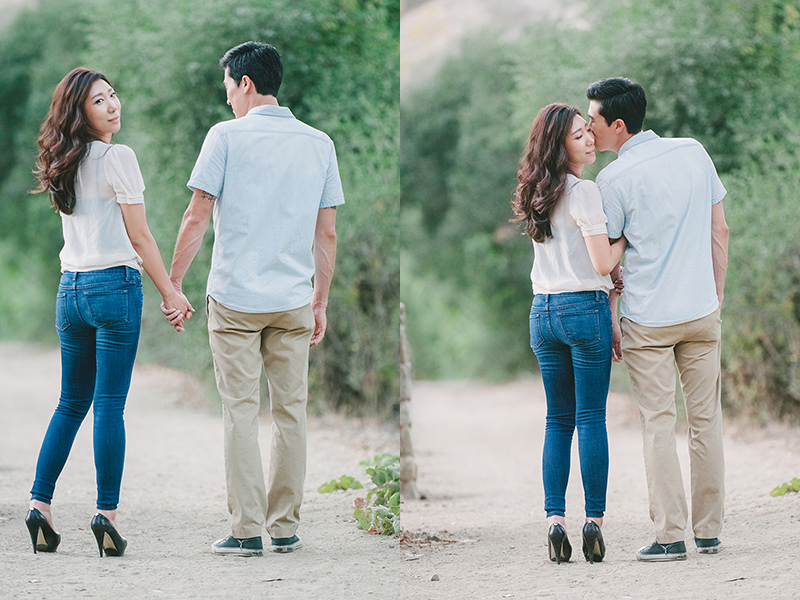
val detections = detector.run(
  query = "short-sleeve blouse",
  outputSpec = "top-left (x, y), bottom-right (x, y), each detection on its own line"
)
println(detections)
top-left (59, 142), bottom-right (145, 272)
top-left (530, 175), bottom-right (612, 295)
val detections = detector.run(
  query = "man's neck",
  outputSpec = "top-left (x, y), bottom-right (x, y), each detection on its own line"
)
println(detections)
top-left (242, 95), bottom-right (279, 115)
top-left (613, 132), bottom-right (636, 154)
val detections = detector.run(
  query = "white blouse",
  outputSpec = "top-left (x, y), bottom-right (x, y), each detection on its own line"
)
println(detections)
top-left (59, 142), bottom-right (145, 272)
top-left (530, 175), bottom-right (612, 295)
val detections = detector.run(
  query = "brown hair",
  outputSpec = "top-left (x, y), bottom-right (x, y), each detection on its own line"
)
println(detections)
top-left (32, 67), bottom-right (109, 214)
top-left (511, 103), bottom-right (580, 242)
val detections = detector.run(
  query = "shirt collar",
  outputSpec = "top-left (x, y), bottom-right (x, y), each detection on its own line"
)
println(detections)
top-left (619, 130), bottom-right (659, 156)
top-left (246, 104), bottom-right (295, 119)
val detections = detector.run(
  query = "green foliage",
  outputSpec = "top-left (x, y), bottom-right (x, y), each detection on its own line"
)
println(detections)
top-left (317, 474), bottom-right (364, 493)
top-left (401, 0), bottom-right (800, 422)
top-left (720, 166), bottom-right (800, 422)
top-left (353, 453), bottom-right (400, 535)
top-left (771, 477), bottom-right (800, 497)
top-left (0, 0), bottom-right (399, 416)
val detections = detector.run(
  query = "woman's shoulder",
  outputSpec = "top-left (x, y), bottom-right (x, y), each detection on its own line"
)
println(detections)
top-left (569, 177), bottom-right (601, 201)
top-left (569, 176), bottom-right (599, 192)
top-left (105, 143), bottom-right (139, 161)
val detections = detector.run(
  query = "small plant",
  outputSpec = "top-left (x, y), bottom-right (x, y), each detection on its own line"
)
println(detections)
top-left (317, 475), bottom-right (364, 493)
top-left (770, 477), bottom-right (800, 497)
top-left (353, 454), bottom-right (400, 535)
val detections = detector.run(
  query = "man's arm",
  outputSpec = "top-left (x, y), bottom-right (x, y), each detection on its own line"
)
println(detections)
top-left (310, 206), bottom-right (337, 347)
top-left (169, 188), bottom-right (216, 292)
top-left (710, 201), bottom-right (730, 308)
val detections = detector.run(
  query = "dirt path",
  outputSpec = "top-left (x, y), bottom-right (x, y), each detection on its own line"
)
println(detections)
top-left (401, 380), bottom-right (800, 600)
top-left (0, 343), bottom-right (398, 599)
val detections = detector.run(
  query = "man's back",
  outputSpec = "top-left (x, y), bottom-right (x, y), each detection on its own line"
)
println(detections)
top-left (188, 105), bottom-right (345, 313)
top-left (597, 131), bottom-right (726, 327)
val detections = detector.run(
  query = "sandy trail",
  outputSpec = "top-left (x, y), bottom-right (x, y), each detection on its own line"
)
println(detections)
top-left (0, 343), bottom-right (399, 599)
top-left (401, 380), bottom-right (800, 600)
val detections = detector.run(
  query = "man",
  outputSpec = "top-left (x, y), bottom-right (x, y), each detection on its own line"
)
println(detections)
top-left (586, 77), bottom-right (729, 561)
top-left (166, 41), bottom-right (344, 556)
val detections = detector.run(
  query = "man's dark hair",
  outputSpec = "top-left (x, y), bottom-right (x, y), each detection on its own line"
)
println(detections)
top-left (220, 41), bottom-right (283, 97)
top-left (586, 77), bottom-right (646, 134)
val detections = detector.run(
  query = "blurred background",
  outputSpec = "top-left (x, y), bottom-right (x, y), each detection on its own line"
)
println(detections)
top-left (401, 0), bottom-right (800, 423)
top-left (0, 0), bottom-right (400, 417)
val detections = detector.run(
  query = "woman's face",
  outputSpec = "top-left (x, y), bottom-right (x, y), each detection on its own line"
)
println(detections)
top-left (565, 114), bottom-right (596, 174)
top-left (84, 79), bottom-right (121, 143)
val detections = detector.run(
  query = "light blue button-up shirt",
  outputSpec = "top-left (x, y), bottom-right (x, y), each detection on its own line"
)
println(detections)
top-left (188, 105), bottom-right (345, 313)
top-left (597, 131), bottom-right (726, 327)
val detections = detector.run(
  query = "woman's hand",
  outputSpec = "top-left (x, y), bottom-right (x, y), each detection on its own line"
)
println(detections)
top-left (612, 317), bottom-right (623, 362)
top-left (161, 293), bottom-right (194, 332)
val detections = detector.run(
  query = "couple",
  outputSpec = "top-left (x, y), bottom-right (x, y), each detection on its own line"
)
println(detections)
top-left (25, 42), bottom-right (344, 558)
top-left (513, 78), bottom-right (729, 563)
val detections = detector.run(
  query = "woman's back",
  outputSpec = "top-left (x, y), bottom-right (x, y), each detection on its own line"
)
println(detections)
top-left (530, 175), bottom-right (612, 295)
top-left (59, 142), bottom-right (144, 273)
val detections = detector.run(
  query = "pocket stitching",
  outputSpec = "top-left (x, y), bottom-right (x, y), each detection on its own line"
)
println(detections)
top-left (83, 288), bottom-right (130, 325)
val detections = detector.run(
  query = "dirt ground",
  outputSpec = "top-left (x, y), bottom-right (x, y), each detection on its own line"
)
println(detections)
top-left (4, 344), bottom-right (800, 600)
top-left (401, 380), bottom-right (800, 600)
top-left (0, 343), bottom-right (399, 600)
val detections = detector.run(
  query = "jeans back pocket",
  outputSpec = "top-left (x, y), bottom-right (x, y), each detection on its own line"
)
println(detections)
top-left (83, 289), bottom-right (130, 327)
top-left (55, 292), bottom-right (70, 331)
top-left (529, 313), bottom-right (546, 348)
top-left (557, 309), bottom-right (601, 345)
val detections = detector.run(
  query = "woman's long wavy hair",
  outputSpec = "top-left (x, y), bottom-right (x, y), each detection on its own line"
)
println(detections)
top-left (33, 67), bottom-right (109, 215)
top-left (512, 103), bottom-right (580, 242)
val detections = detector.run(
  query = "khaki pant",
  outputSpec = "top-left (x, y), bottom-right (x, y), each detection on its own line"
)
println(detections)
top-left (621, 309), bottom-right (724, 544)
top-left (207, 296), bottom-right (315, 539)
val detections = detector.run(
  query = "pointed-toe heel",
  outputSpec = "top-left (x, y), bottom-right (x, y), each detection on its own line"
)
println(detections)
top-left (582, 521), bottom-right (606, 563)
top-left (25, 508), bottom-right (61, 554)
top-left (90, 514), bottom-right (127, 557)
top-left (547, 523), bottom-right (572, 564)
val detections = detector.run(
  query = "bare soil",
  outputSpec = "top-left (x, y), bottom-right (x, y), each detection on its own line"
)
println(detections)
top-left (0, 343), bottom-right (399, 599)
top-left (401, 380), bottom-right (800, 600)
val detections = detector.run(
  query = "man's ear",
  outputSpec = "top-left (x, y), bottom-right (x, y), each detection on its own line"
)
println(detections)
top-left (240, 74), bottom-right (253, 93)
top-left (612, 118), bottom-right (627, 134)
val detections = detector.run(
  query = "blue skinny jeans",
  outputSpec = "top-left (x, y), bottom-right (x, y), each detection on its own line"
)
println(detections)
top-left (530, 291), bottom-right (612, 519)
top-left (30, 266), bottom-right (142, 510)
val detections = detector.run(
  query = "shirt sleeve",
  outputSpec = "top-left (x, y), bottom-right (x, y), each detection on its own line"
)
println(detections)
top-left (319, 139), bottom-right (345, 208)
top-left (706, 150), bottom-right (727, 205)
top-left (187, 126), bottom-right (227, 197)
top-left (105, 145), bottom-right (145, 205)
top-left (569, 180), bottom-right (608, 237)
top-left (597, 177), bottom-right (625, 239)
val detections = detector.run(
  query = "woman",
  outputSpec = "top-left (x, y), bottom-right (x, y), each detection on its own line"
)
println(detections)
top-left (512, 103), bottom-right (626, 564)
top-left (25, 67), bottom-right (193, 557)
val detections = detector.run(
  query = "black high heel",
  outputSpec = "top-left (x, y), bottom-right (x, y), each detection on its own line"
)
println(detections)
top-left (548, 523), bottom-right (572, 564)
top-left (582, 521), bottom-right (606, 563)
top-left (90, 514), bottom-right (127, 557)
top-left (25, 508), bottom-right (61, 554)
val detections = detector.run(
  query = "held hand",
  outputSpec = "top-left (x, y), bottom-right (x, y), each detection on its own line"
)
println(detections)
top-left (310, 305), bottom-right (327, 347)
top-left (612, 318), bottom-right (623, 363)
top-left (161, 293), bottom-right (194, 333)
top-left (161, 305), bottom-right (185, 332)
top-left (613, 266), bottom-right (624, 296)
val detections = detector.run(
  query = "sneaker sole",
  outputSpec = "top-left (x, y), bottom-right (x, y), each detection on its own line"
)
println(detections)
top-left (697, 545), bottom-right (722, 554)
top-left (211, 546), bottom-right (263, 557)
top-left (636, 553), bottom-right (687, 562)
top-left (272, 540), bottom-right (302, 553)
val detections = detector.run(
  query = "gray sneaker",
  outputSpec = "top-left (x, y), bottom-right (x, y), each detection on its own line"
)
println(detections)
top-left (695, 537), bottom-right (722, 554)
top-left (211, 534), bottom-right (263, 556)
top-left (636, 539), bottom-right (687, 562)
top-left (271, 534), bottom-right (302, 553)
